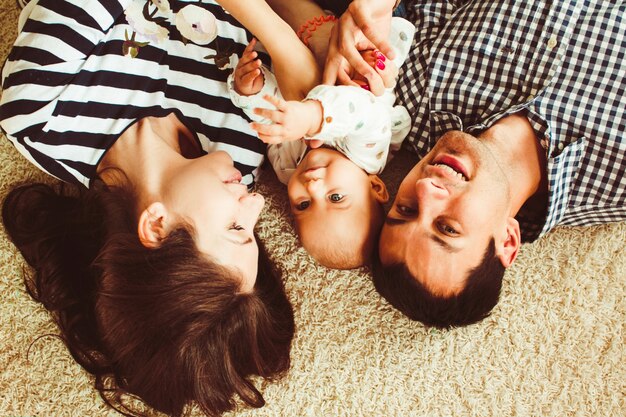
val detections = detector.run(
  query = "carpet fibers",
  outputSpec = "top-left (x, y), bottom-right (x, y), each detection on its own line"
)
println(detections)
top-left (1, 2), bottom-right (624, 416)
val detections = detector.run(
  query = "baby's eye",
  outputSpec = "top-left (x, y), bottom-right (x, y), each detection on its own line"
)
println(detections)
top-left (328, 193), bottom-right (344, 202)
top-left (295, 201), bottom-right (311, 210)
top-left (230, 223), bottom-right (245, 231)
top-left (437, 222), bottom-right (459, 236)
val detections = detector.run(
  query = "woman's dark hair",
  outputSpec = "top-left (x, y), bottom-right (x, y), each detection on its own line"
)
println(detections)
top-left (1, 181), bottom-right (295, 417)
top-left (372, 239), bottom-right (504, 329)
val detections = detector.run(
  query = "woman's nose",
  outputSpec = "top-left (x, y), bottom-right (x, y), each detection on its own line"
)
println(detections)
top-left (241, 192), bottom-right (265, 221)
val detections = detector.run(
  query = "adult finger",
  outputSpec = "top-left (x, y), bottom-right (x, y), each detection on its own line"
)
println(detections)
top-left (365, 70), bottom-right (386, 96)
top-left (348, 2), bottom-right (395, 59)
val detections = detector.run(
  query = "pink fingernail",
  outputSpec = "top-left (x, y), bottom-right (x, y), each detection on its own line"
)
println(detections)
top-left (375, 51), bottom-right (386, 61)
top-left (376, 60), bottom-right (385, 70)
top-left (360, 83), bottom-right (370, 91)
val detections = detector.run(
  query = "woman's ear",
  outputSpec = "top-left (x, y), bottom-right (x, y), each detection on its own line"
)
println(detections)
top-left (497, 217), bottom-right (521, 268)
top-left (137, 202), bottom-right (169, 248)
top-left (369, 175), bottom-right (389, 203)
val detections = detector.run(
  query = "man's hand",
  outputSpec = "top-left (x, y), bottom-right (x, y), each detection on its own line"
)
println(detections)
top-left (250, 95), bottom-right (323, 144)
top-left (233, 38), bottom-right (264, 96)
top-left (324, 0), bottom-right (395, 95)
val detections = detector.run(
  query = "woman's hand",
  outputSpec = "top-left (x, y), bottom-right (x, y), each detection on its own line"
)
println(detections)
top-left (250, 95), bottom-right (323, 144)
top-left (324, 0), bottom-right (395, 95)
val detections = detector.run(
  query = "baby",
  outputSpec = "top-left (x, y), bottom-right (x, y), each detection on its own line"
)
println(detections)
top-left (229, 17), bottom-right (415, 269)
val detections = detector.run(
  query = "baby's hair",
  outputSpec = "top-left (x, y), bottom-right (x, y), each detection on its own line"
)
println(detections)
top-left (301, 198), bottom-right (385, 269)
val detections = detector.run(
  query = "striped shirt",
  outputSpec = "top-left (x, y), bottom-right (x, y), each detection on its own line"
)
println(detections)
top-left (397, 0), bottom-right (626, 242)
top-left (0, 0), bottom-right (267, 188)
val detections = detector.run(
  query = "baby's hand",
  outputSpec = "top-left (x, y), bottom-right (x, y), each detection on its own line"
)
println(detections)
top-left (233, 38), bottom-right (264, 96)
top-left (250, 95), bottom-right (322, 144)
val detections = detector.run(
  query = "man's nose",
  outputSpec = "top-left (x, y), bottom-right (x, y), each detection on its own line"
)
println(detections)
top-left (415, 178), bottom-right (449, 202)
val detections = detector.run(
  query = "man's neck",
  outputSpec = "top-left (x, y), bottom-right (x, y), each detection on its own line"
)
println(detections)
top-left (480, 112), bottom-right (548, 216)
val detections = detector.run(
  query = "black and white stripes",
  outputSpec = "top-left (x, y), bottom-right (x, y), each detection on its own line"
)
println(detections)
top-left (1, 0), bottom-right (266, 187)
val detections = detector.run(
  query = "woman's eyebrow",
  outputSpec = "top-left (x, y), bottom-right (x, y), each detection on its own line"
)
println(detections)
top-left (224, 235), bottom-right (253, 245)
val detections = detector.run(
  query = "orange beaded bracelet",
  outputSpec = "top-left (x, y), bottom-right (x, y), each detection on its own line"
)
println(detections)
top-left (296, 14), bottom-right (337, 47)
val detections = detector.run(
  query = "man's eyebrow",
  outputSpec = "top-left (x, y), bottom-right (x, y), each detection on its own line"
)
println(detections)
top-left (385, 217), bottom-right (407, 226)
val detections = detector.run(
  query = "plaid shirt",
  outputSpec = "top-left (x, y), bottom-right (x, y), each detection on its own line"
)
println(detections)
top-left (396, 0), bottom-right (626, 242)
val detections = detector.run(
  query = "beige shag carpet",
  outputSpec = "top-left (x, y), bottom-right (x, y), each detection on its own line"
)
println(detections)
top-left (1, 2), bottom-right (625, 416)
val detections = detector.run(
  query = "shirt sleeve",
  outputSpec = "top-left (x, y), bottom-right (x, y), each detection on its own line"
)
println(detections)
top-left (305, 84), bottom-right (392, 174)
top-left (227, 64), bottom-right (282, 124)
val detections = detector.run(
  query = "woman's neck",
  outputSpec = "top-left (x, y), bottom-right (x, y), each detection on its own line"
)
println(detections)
top-left (97, 114), bottom-right (196, 207)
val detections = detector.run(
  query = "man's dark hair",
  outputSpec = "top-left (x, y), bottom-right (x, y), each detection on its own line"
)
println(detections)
top-left (372, 239), bottom-right (505, 329)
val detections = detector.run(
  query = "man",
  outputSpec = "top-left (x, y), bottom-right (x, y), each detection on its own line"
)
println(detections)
top-left (323, 0), bottom-right (626, 328)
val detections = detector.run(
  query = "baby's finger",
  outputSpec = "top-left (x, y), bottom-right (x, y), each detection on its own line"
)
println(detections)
top-left (262, 94), bottom-right (287, 111)
top-left (239, 68), bottom-right (261, 85)
top-left (238, 58), bottom-right (261, 76)
top-left (253, 107), bottom-right (285, 124)
top-left (258, 134), bottom-right (282, 144)
top-left (244, 38), bottom-right (257, 53)
top-left (237, 51), bottom-right (259, 68)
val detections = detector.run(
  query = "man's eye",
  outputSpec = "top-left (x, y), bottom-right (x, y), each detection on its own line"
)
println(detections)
top-left (328, 193), bottom-right (344, 202)
top-left (438, 222), bottom-right (459, 236)
top-left (230, 223), bottom-right (244, 231)
top-left (296, 201), bottom-right (311, 210)
top-left (396, 205), bottom-right (416, 215)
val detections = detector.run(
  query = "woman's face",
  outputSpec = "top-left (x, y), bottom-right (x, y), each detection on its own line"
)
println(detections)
top-left (162, 151), bottom-right (265, 292)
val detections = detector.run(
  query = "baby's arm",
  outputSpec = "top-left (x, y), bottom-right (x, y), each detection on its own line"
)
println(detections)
top-left (232, 39), bottom-right (264, 97)
top-left (227, 41), bottom-right (283, 125)
top-left (250, 95), bottom-right (324, 144)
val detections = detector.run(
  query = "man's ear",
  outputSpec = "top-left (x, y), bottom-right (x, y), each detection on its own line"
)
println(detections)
top-left (137, 202), bottom-right (169, 248)
top-left (368, 175), bottom-right (389, 203)
top-left (497, 217), bottom-right (521, 268)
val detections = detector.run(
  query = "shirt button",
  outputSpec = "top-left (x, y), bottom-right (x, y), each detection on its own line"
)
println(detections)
top-left (557, 142), bottom-right (564, 150)
top-left (547, 35), bottom-right (558, 50)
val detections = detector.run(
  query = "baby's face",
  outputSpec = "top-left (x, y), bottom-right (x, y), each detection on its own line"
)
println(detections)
top-left (287, 148), bottom-right (377, 262)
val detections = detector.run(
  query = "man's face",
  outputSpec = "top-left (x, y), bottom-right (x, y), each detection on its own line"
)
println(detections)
top-left (379, 131), bottom-right (512, 296)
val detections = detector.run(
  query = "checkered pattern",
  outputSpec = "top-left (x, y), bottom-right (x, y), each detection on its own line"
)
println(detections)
top-left (397, 0), bottom-right (626, 241)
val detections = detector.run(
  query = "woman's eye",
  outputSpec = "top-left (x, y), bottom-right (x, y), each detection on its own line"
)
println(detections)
top-left (296, 201), bottom-right (310, 210)
top-left (230, 223), bottom-right (244, 231)
top-left (328, 193), bottom-right (344, 202)
top-left (438, 223), bottom-right (459, 236)
top-left (396, 205), bottom-right (416, 215)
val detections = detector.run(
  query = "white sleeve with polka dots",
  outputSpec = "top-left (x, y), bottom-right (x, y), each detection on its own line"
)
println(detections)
top-left (304, 85), bottom-right (392, 175)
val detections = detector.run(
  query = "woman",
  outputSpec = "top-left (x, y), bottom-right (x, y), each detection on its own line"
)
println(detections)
top-left (0, 0), bottom-right (318, 415)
